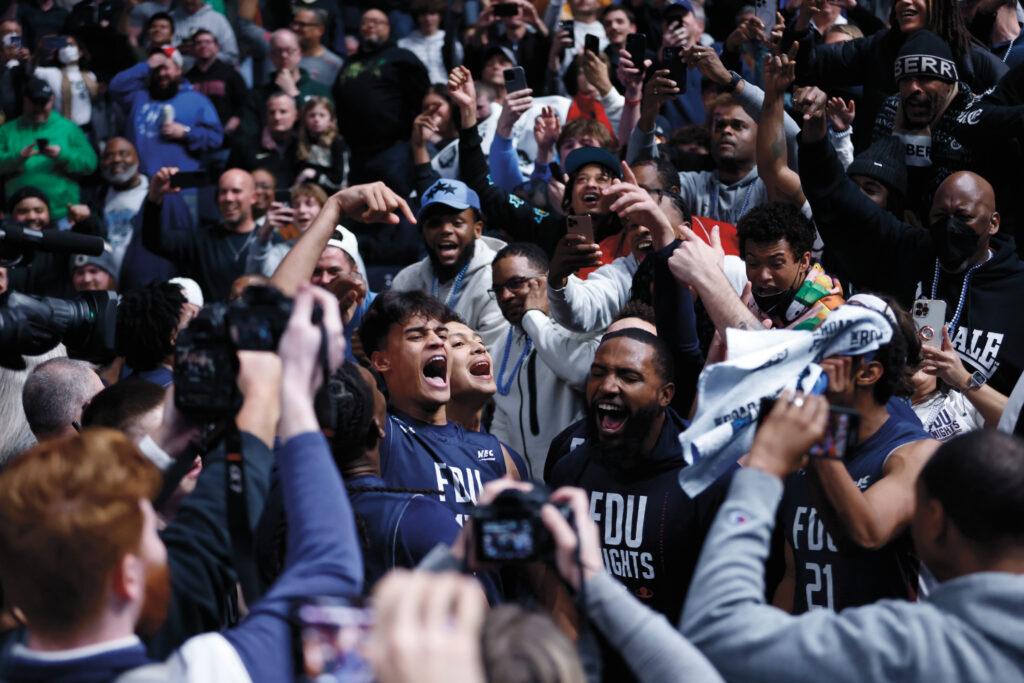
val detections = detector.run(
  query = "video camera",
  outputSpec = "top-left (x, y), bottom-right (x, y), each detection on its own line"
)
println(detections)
top-left (174, 285), bottom-right (310, 418)
top-left (0, 290), bottom-right (118, 368)
top-left (472, 486), bottom-right (574, 563)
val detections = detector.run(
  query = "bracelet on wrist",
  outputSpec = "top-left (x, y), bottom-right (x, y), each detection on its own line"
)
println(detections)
top-left (829, 126), bottom-right (852, 139)
top-left (626, 97), bottom-right (642, 106)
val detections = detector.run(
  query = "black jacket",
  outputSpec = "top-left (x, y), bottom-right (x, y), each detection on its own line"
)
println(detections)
top-left (793, 27), bottom-right (1007, 149)
top-left (332, 41), bottom-right (429, 156)
top-left (800, 134), bottom-right (1024, 395)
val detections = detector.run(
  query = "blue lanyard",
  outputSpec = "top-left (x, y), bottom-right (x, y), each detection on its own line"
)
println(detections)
top-left (432, 263), bottom-right (469, 308)
top-left (710, 179), bottom-right (754, 223)
top-left (931, 259), bottom-right (983, 334)
top-left (496, 326), bottom-right (532, 396)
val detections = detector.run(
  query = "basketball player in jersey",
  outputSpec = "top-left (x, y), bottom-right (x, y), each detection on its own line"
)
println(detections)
top-left (777, 296), bottom-right (940, 613)
top-left (358, 290), bottom-right (523, 528)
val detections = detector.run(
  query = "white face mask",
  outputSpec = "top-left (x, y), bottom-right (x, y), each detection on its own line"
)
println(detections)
top-left (58, 45), bottom-right (79, 65)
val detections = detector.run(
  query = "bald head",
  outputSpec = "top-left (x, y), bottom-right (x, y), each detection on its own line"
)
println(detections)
top-left (269, 28), bottom-right (301, 70)
top-left (218, 169), bottom-right (256, 230)
top-left (929, 171), bottom-right (1000, 272)
top-left (22, 358), bottom-right (103, 441)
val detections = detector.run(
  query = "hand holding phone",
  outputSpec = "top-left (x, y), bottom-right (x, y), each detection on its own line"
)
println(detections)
top-left (559, 19), bottom-right (574, 45)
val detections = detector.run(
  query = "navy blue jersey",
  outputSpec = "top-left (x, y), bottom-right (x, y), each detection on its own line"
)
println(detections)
top-left (781, 413), bottom-right (931, 613)
top-left (380, 409), bottom-right (514, 526)
top-left (346, 474), bottom-right (462, 591)
top-left (549, 408), bottom-right (727, 622)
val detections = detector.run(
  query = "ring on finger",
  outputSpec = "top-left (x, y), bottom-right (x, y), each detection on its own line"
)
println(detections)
top-left (791, 396), bottom-right (805, 408)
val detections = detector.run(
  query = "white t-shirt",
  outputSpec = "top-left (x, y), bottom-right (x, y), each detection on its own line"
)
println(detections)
top-left (103, 175), bottom-right (150, 273)
top-left (34, 66), bottom-right (95, 127)
top-left (913, 389), bottom-right (983, 442)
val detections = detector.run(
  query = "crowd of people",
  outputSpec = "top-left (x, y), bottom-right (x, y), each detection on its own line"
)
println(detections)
top-left (0, 0), bottom-right (1023, 680)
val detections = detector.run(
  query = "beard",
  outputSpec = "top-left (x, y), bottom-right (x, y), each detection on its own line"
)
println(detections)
top-left (148, 76), bottom-right (180, 101)
top-left (429, 239), bottom-right (476, 283)
top-left (101, 162), bottom-right (140, 187)
top-left (135, 562), bottom-right (171, 637)
top-left (585, 402), bottom-right (663, 472)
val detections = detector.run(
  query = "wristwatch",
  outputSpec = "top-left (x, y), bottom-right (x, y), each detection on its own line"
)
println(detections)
top-left (964, 370), bottom-right (987, 392)
top-left (723, 70), bottom-right (742, 92)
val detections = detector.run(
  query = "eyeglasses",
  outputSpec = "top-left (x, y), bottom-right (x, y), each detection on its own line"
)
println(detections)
top-left (488, 275), bottom-right (543, 298)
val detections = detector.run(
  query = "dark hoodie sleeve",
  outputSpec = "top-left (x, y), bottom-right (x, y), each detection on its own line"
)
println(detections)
top-left (653, 240), bottom-right (703, 410)
top-left (795, 29), bottom-right (888, 88)
top-left (798, 134), bottom-right (930, 304)
top-left (458, 123), bottom-right (564, 255)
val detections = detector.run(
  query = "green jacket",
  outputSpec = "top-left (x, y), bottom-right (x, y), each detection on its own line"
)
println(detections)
top-left (0, 111), bottom-right (98, 219)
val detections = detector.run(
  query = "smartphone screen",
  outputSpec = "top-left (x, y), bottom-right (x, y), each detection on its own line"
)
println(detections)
top-left (809, 407), bottom-right (860, 459)
top-left (274, 189), bottom-right (292, 204)
top-left (297, 601), bottom-right (374, 683)
top-left (548, 161), bottom-right (563, 180)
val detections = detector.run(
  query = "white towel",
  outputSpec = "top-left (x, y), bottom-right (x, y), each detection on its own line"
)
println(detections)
top-left (678, 305), bottom-right (894, 497)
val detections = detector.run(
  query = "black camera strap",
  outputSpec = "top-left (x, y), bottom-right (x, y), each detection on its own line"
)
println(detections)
top-left (225, 425), bottom-right (260, 624)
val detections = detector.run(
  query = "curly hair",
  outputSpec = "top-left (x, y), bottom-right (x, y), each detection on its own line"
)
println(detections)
top-left (736, 202), bottom-right (816, 261)
top-left (864, 293), bottom-right (920, 404)
top-left (115, 282), bottom-right (186, 371)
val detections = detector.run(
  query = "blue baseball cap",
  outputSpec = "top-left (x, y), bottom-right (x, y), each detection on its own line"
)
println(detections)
top-left (564, 147), bottom-right (623, 178)
top-left (418, 179), bottom-right (482, 220)
top-left (664, 0), bottom-right (694, 18)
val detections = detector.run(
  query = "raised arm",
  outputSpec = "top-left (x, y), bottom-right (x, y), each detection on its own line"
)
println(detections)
top-left (668, 226), bottom-right (764, 337)
top-left (141, 167), bottom-right (199, 263)
top-left (225, 285), bottom-right (362, 683)
top-left (269, 184), bottom-right (415, 296)
top-left (757, 49), bottom-right (806, 206)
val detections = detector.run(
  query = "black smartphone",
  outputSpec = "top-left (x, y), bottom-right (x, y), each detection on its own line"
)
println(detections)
top-left (274, 189), bottom-right (292, 204)
top-left (625, 33), bottom-right (646, 62)
top-left (559, 19), bottom-right (574, 45)
top-left (566, 214), bottom-right (594, 243)
top-left (548, 161), bottom-right (563, 180)
top-left (494, 2), bottom-right (518, 17)
top-left (35, 138), bottom-right (48, 149)
top-left (662, 46), bottom-right (687, 93)
top-left (503, 66), bottom-right (529, 94)
top-left (170, 170), bottom-right (209, 189)
top-left (585, 34), bottom-right (600, 54)
top-left (43, 35), bottom-right (67, 50)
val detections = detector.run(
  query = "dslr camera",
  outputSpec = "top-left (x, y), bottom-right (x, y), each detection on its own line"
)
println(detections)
top-left (174, 286), bottom-right (299, 417)
top-left (472, 486), bottom-right (573, 563)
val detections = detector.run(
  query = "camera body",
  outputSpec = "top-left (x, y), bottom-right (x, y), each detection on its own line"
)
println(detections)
top-left (174, 286), bottom-right (297, 417)
top-left (473, 487), bottom-right (573, 563)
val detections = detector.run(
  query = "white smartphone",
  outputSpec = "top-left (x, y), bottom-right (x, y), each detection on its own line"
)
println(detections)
top-left (913, 298), bottom-right (947, 348)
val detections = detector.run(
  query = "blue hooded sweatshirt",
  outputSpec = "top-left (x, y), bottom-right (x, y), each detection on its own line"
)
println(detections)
top-left (110, 61), bottom-right (223, 177)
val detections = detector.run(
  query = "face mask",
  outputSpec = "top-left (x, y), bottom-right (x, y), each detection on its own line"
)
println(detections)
top-left (751, 267), bottom-right (804, 318)
top-left (58, 45), bottom-right (79, 65)
top-left (929, 216), bottom-right (980, 272)
top-left (752, 287), bottom-right (797, 317)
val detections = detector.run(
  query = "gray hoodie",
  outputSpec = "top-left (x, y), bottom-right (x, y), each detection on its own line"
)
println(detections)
top-left (391, 235), bottom-right (507, 349)
top-left (681, 468), bottom-right (1024, 683)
